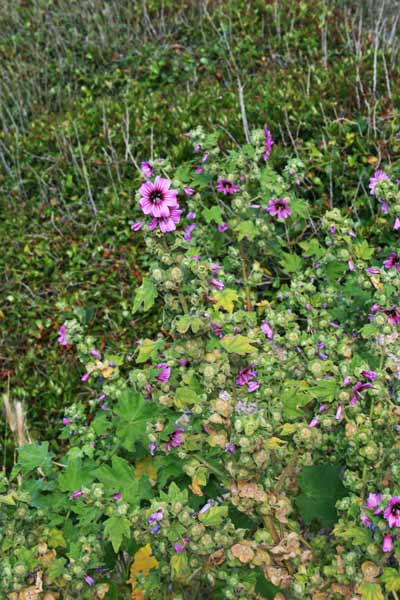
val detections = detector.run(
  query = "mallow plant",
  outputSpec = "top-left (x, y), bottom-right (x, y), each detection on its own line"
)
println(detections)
top-left (2, 126), bottom-right (400, 600)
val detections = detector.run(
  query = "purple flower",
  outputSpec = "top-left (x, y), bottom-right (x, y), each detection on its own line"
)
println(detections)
top-left (369, 170), bottom-right (390, 196)
top-left (266, 198), bottom-right (291, 219)
top-left (131, 221), bottom-right (144, 232)
top-left (211, 322), bottom-right (223, 338)
top-left (365, 493), bottom-right (382, 511)
top-left (149, 442), bottom-right (156, 455)
top-left (384, 497), bottom-right (400, 528)
top-left (348, 260), bottom-right (355, 271)
top-left (383, 252), bottom-right (400, 271)
top-left (174, 543), bottom-right (185, 553)
top-left (350, 381), bottom-right (373, 405)
top-left (216, 178), bottom-right (239, 195)
top-left (139, 176), bottom-right (178, 218)
top-left (149, 205), bottom-right (182, 233)
top-left (366, 267), bottom-right (380, 274)
top-left (201, 152), bottom-right (209, 163)
top-left (360, 512), bottom-right (372, 528)
top-left (247, 380), bottom-right (260, 393)
top-left (210, 263), bottom-right (222, 273)
top-left (361, 370), bottom-right (376, 381)
top-left (165, 429), bottom-right (184, 452)
top-left (184, 187), bottom-right (195, 196)
top-left (90, 348), bottom-right (101, 358)
top-left (308, 417), bottom-right (319, 428)
top-left (148, 509), bottom-right (163, 523)
top-left (194, 144), bottom-right (201, 154)
top-left (84, 575), bottom-right (95, 586)
top-left (195, 166), bottom-right (203, 174)
top-left (184, 223), bottom-right (196, 241)
top-left (261, 320), bottom-right (273, 339)
top-left (70, 490), bottom-right (84, 499)
top-left (218, 223), bottom-right (228, 232)
top-left (394, 217), bottom-right (400, 231)
top-left (383, 306), bottom-right (400, 325)
top-left (156, 363), bottom-right (171, 383)
top-left (263, 124), bottom-right (274, 161)
top-left (81, 373), bottom-right (90, 382)
top-left (151, 524), bottom-right (160, 534)
top-left (187, 211), bottom-right (196, 219)
top-left (62, 417), bottom-right (70, 426)
top-left (236, 364), bottom-right (257, 387)
top-left (319, 404), bottom-right (327, 412)
top-left (141, 161), bottom-right (153, 178)
top-left (113, 492), bottom-right (122, 501)
top-left (209, 278), bottom-right (224, 290)
top-left (225, 442), bottom-right (236, 454)
top-left (57, 325), bottom-right (69, 346)
top-left (335, 405), bottom-right (343, 420)
top-left (383, 534), bottom-right (393, 552)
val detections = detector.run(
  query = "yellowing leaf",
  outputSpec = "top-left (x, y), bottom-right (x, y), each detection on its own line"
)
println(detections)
top-left (171, 552), bottom-right (190, 580)
top-left (101, 366), bottom-right (114, 378)
top-left (213, 288), bottom-right (239, 313)
top-left (221, 335), bottom-right (257, 355)
top-left (135, 458), bottom-right (157, 484)
top-left (357, 582), bottom-right (384, 600)
top-left (129, 544), bottom-right (159, 598)
top-left (280, 423), bottom-right (298, 436)
top-left (0, 492), bottom-right (17, 506)
top-left (136, 339), bottom-right (164, 363)
top-left (266, 437), bottom-right (286, 449)
top-left (370, 276), bottom-right (383, 290)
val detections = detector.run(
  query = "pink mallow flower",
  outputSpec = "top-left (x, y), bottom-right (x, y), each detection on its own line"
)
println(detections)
top-left (139, 176), bottom-right (178, 218)
top-left (383, 306), bottom-right (400, 325)
top-left (365, 493), bottom-right (382, 512)
top-left (369, 170), bottom-right (390, 196)
top-left (261, 320), bottom-right (273, 339)
top-left (149, 206), bottom-right (182, 233)
top-left (216, 178), bottom-right (239, 195)
top-left (236, 364), bottom-right (259, 392)
top-left (165, 429), bottom-right (184, 452)
top-left (383, 534), bottom-right (393, 553)
top-left (156, 363), bottom-right (171, 383)
top-left (383, 252), bottom-right (400, 271)
top-left (266, 198), bottom-right (291, 219)
top-left (384, 497), bottom-right (400, 528)
top-left (57, 325), bottom-right (69, 346)
top-left (184, 187), bottom-right (195, 196)
top-left (394, 217), bottom-right (400, 231)
top-left (140, 161), bottom-right (153, 178)
top-left (263, 124), bottom-right (274, 161)
top-left (209, 278), bottom-right (224, 290)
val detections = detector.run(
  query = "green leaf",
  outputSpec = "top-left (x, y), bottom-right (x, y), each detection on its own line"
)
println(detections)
top-left (357, 583), bottom-right (384, 600)
top-left (295, 464), bottom-right (346, 527)
top-left (175, 386), bottom-right (198, 408)
top-left (299, 238), bottom-right (324, 259)
top-left (114, 390), bottom-right (155, 450)
top-left (198, 505), bottom-right (228, 526)
top-left (281, 382), bottom-right (310, 418)
top-left (202, 206), bottom-right (223, 224)
top-left (47, 557), bottom-right (67, 582)
top-left (326, 260), bottom-right (347, 282)
top-left (381, 568), bottom-right (400, 592)
top-left (103, 515), bottom-right (131, 553)
top-left (132, 277), bottom-right (158, 314)
top-left (18, 443), bottom-right (52, 474)
top-left (309, 378), bottom-right (337, 402)
top-left (291, 198), bottom-right (309, 219)
top-left (58, 459), bottom-right (94, 492)
top-left (334, 525), bottom-right (370, 546)
top-left (279, 253), bottom-right (302, 273)
top-left (354, 240), bottom-right (374, 260)
top-left (221, 335), bottom-right (257, 355)
top-left (236, 220), bottom-right (257, 241)
top-left (94, 456), bottom-right (133, 491)
top-left (360, 323), bottom-right (378, 338)
top-left (213, 288), bottom-right (239, 313)
top-left (136, 338), bottom-right (164, 363)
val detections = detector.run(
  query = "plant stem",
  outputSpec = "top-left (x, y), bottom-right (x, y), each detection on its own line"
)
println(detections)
top-left (239, 241), bottom-right (253, 311)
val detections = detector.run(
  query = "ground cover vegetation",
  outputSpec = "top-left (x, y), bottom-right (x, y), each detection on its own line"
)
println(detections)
top-left (1, 0), bottom-right (400, 598)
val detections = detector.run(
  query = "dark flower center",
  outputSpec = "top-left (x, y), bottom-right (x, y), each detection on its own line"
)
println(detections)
top-left (150, 190), bottom-right (163, 203)
top-left (391, 504), bottom-right (400, 516)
